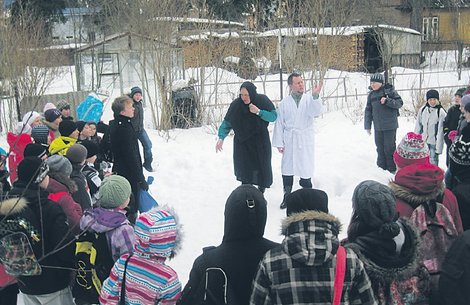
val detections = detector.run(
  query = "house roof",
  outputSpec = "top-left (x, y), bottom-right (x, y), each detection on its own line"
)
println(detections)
top-left (75, 32), bottom-right (174, 52)
top-left (62, 7), bottom-right (101, 15)
top-left (260, 25), bottom-right (420, 37)
top-left (181, 31), bottom-right (240, 42)
top-left (153, 16), bottom-right (245, 28)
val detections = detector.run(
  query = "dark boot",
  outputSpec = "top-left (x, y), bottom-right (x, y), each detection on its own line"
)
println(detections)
top-left (280, 186), bottom-right (292, 209)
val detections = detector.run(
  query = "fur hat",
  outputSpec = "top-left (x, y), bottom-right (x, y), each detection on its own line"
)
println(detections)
top-left (58, 120), bottom-right (77, 137)
top-left (426, 89), bottom-right (439, 101)
top-left (46, 155), bottom-right (72, 177)
top-left (14, 122), bottom-right (32, 135)
top-left (370, 73), bottom-right (384, 84)
top-left (286, 188), bottom-right (329, 216)
top-left (461, 94), bottom-right (470, 107)
top-left (135, 207), bottom-right (180, 258)
top-left (393, 132), bottom-right (430, 169)
top-left (456, 88), bottom-right (466, 97)
top-left (130, 86), bottom-right (142, 98)
top-left (22, 111), bottom-right (41, 127)
top-left (24, 143), bottom-right (47, 159)
top-left (43, 102), bottom-right (56, 113)
top-left (56, 100), bottom-right (70, 111)
top-left (65, 144), bottom-right (87, 164)
top-left (223, 185), bottom-right (267, 241)
top-left (80, 140), bottom-right (99, 158)
top-left (97, 175), bottom-right (131, 209)
top-left (352, 180), bottom-right (397, 230)
top-left (44, 109), bottom-right (62, 123)
top-left (31, 125), bottom-right (49, 145)
top-left (17, 157), bottom-right (49, 184)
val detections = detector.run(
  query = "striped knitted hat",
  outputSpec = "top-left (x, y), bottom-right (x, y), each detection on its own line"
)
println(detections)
top-left (393, 132), bottom-right (430, 169)
top-left (134, 207), bottom-right (180, 258)
top-left (31, 125), bottom-right (49, 145)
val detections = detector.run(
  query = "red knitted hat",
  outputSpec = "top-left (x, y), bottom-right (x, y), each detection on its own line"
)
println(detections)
top-left (393, 132), bottom-right (430, 169)
top-left (394, 163), bottom-right (444, 195)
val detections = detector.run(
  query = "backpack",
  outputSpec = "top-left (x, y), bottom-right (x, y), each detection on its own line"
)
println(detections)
top-left (177, 247), bottom-right (241, 305)
top-left (72, 231), bottom-right (114, 303)
top-left (410, 199), bottom-right (458, 302)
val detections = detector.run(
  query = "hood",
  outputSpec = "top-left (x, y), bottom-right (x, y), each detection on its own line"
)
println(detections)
top-left (389, 181), bottom-right (445, 208)
top-left (223, 185), bottom-right (267, 242)
top-left (79, 207), bottom-right (128, 233)
top-left (0, 197), bottom-right (28, 216)
top-left (281, 210), bottom-right (342, 266)
top-left (134, 205), bottom-right (182, 259)
top-left (346, 219), bottom-right (421, 284)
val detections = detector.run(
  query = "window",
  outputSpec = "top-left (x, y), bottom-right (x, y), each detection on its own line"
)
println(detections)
top-left (422, 16), bottom-right (439, 41)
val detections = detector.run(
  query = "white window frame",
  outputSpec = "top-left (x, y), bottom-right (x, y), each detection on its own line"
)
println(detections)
top-left (422, 16), bottom-right (439, 41)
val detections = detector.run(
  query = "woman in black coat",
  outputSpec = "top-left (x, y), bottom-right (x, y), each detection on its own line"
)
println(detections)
top-left (215, 82), bottom-right (277, 193)
top-left (177, 185), bottom-right (279, 305)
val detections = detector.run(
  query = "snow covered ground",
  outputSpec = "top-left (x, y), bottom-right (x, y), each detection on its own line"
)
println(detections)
top-left (3, 58), bottom-right (469, 302)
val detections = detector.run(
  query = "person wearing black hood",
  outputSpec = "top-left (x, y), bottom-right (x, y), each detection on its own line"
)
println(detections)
top-left (177, 185), bottom-right (279, 305)
top-left (216, 82), bottom-right (276, 193)
top-left (345, 180), bottom-right (430, 305)
top-left (1, 157), bottom-right (75, 305)
top-left (415, 89), bottom-right (447, 166)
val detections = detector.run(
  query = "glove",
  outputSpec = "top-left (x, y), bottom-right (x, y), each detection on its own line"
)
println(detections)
top-left (140, 180), bottom-right (149, 191)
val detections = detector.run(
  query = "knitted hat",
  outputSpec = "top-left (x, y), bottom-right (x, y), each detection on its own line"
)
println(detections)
top-left (393, 132), bottom-right (430, 169)
top-left (14, 122), bottom-right (32, 135)
top-left (461, 94), bottom-right (470, 107)
top-left (426, 89), bottom-right (439, 101)
top-left (130, 86), bottom-right (142, 98)
top-left (31, 125), bottom-right (49, 145)
top-left (46, 155), bottom-right (72, 177)
top-left (96, 88), bottom-right (110, 101)
top-left (58, 120), bottom-right (77, 137)
top-left (352, 180), bottom-right (397, 230)
top-left (65, 144), bottom-right (87, 164)
top-left (17, 157), bottom-right (49, 184)
top-left (44, 109), bottom-right (62, 123)
top-left (56, 100), bottom-right (70, 111)
top-left (24, 143), bottom-right (47, 159)
top-left (370, 73), bottom-right (384, 84)
top-left (43, 102), bottom-right (56, 112)
top-left (75, 121), bottom-right (87, 133)
top-left (80, 140), bottom-right (99, 158)
top-left (97, 175), bottom-right (132, 208)
top-left (456, 88), bottom-right (466, 97)
top-left (135, 207), bottom-right (179, 258)
top-left (223, 185), bottom-right (267, 241)
top-left (395, 163), bottom-right (444, 195)
top-left (286, 188), bottom-right (328, 216)
top-left (22, 111), bottom-right (41, 127)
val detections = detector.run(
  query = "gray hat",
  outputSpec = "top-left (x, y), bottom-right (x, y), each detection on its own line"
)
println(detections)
top-left (370, 73), bottom-right (384, 84)
top-left (65, 144), bottom-right (87, 164)
top-left (97, 175), bottom-right (132, 208)
top-left (46, 155), bottom-right (72, 177)
top-left (352, 180), bottom-right (397, 230)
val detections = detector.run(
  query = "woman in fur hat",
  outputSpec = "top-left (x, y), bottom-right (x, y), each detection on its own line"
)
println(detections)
top-left (345, 180), bottom-right (429, 305)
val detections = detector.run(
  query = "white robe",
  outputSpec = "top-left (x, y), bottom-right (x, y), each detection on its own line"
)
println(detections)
top-left (272, 93), bottom-right (323, 178)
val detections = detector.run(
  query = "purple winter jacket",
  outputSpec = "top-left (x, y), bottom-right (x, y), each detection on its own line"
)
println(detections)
top-left (80, 207), bottom-right (135, 261)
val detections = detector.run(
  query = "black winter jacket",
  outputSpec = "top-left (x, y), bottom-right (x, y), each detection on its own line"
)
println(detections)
top-left (364, 84), bottom-right (403, 131)
top-left (3, 182), bottom-right (74, 295)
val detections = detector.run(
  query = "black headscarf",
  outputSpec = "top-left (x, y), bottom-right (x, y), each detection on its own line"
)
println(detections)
top-left (224, 82), bottom-right (274, 142)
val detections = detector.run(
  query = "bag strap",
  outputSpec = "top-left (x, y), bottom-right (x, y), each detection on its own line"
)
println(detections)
top-left (119, 253), bottom-right (133, 305)
top-left (333, 246), bottom-right (346, 305)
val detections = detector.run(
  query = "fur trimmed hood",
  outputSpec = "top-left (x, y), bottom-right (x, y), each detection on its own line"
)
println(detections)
top-left (389, 181), bottom-right (445, 208)
top-left (281, 210), bottom-right (342, 266)
top-left (0, 197), bottom-right (28, 216)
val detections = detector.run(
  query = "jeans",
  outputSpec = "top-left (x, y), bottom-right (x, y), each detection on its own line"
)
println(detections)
top-left (137, 129), bottom-right (153, 165)
top-left (23, 287), bottom-right (74, 305)
top-left (428, 144), bottom-right (439, 166)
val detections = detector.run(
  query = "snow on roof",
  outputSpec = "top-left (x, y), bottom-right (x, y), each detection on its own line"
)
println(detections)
top-left (181, 31), bottom-right (240, 42)
top-left (153, 16), bottom-right (245, 27)
top-left (260, 25), bottom-right (420, 37)
top-left (62, 7), bottom-right (101, 15)
top-left (45, 43), bottom-right (88, 50)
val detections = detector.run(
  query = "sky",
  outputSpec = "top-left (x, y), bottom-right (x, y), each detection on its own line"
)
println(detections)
top-left (4, 51), bottom-right (470, 302)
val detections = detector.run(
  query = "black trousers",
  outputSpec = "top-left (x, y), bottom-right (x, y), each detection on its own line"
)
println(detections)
top-left (374, 129), bottom-right (397, 172)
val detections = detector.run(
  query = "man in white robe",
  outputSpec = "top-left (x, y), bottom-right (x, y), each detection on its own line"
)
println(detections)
top-left (272, 72), bottom-right (323, 209)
